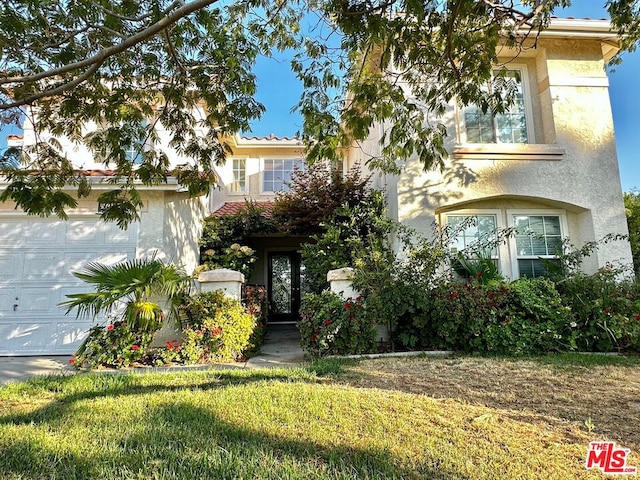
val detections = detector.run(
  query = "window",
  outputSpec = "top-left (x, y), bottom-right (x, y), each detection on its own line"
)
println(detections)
top-left (230, 158), bottom-right (246, 193)
top-left (262, 158), bottom-right (304, 192)
top-left (123, 120), bottom-right (149, 164)
top-left (446, 213), bottom-right (500, 280)
top-left (463, 69), bottom-right (529, 144)
top-left (446, 214), bottom-right (498, 259)
top-left (513, 215), bottom-right (563, 278)
top-left (443, 209), bottom-right (567, 280)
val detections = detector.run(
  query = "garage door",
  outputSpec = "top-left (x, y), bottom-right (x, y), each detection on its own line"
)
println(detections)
top-left (0, 216), bottom-right (138, 355)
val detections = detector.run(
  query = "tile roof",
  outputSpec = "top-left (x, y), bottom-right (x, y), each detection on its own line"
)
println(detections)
top-left (211, 201), bottom-right (275, 217)
top-left (240, 134), bottom-right (299, 141)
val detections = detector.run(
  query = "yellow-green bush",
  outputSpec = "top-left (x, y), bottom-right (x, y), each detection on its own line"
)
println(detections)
top-left (177, 290), bottom-right (258, 363)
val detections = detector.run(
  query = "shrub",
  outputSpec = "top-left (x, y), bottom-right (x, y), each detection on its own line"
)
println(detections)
top-left (302, 191), bottom-right (394, 292)
top-left (243, 285), bottom-right (269, 353)
top-left (199, 201), bottom-right (275, 277)
top-left (62, 258), bottom-right (191, 335)
top-left (177, 291), bottom-right (258, 363)
top-left (63, 258), bottom-right (191, 369)
top-left (299, 291), bottom-right (376, 357)
top-left (352, 224), bottom-right (450, 349)
top-left (486, 279), bottom-right (576, 355)
top-left (556, 268), bottom-right (640, 352)
top-left (271, 163), bottom-right (372, 236)
top-left (71, 321), bottom-right (153, 369)
top-left (393, 279), bottom-right (575, 355)
top-left (624, 191), bottom-right (640, 275)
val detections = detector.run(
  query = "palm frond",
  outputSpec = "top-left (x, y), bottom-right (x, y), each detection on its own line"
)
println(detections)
top-left (125, 301), bottom-right (164, 333)
top-left (61, 258), bottom-right (190, 328)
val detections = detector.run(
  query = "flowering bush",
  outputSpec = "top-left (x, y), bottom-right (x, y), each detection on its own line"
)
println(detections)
top-left (394, 279), bottom-right (575, 355)
top-left (243, 285), bottom-right (268, 353)
top-left (177, 290), bottom-right (258, 363)
top-left (199, 201), bottom-right (274, 279)
top-left (299, 291), bottom-right (376, 357)
top-left (197, 243), bottom-right (257, 279)
top-left (71, 321), bottom-right (153, 369)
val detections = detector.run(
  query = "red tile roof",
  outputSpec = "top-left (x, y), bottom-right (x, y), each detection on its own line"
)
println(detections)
top-left (211, 201), bottom-right (275, 217)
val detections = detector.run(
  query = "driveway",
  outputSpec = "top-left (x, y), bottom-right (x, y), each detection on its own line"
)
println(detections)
top-left (0, 356), bottom-right (73, 385)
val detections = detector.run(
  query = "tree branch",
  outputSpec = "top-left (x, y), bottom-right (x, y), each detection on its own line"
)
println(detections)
top-left (0, 61), bottom-right (103, 110)
top-left (0, 0), bottom-right (218, 98)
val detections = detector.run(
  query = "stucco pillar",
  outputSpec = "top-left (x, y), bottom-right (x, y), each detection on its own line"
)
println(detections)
top-left (327, 267), bottom-right (358, 298)
top-left (197, 268), bottom-right (245, 301)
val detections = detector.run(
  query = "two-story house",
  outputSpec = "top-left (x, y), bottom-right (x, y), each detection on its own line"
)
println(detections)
top-left (0, 17), bottom-right (632, 355)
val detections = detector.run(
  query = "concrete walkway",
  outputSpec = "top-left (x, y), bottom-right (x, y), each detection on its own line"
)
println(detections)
top-left (0, 324), bottom-right (305, 386)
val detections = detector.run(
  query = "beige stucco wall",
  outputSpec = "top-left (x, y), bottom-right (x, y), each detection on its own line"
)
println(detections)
top-left (349, 34), bottom-right (632, 278)
top-left (209, 141), bottom-right (305, 212)
top-left (162, 192), bottom-right (209, 274)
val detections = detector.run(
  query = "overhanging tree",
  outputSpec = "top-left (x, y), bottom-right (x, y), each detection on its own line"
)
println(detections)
top-left (0, 0), bottom-right (638, 227)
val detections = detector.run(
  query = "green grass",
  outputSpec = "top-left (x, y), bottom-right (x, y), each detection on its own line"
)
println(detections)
top-left (0, 360), bottom-right (627, 479)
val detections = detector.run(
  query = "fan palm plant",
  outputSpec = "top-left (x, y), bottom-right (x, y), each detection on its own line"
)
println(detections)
top-left (61, 258), bottom-right (192, 333)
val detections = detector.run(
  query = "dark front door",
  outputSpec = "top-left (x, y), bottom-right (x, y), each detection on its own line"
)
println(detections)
top-left (268, 251), bottom-right (305, 323)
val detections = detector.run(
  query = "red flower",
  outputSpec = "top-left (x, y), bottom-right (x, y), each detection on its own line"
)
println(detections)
top-left (211, 327), bottom-right (222, 336)
top-left (635, 314), bottom-right (640, 321)
top-left (604, 307), bottom-right (611, 314)
top-left (504, 318), bottom-right (510, 324)
top-left (349, 312), bottom-right (355, 319)
top-left (476, 272), bottom-right (483, 277)
top-left (117, 357), bottom-right (124, 363)
top-left (131, 345), bottom-right (139, 351)
top-left (166, 341), bottom-right (174, 350)
top-left (355, 295), bottom-right (362, 302)
top-left (344, 302), bottom-right (352, 309)
top-left (106, 324), bottom-right (114, 331)
top-left (310, 334), bottom-right (316, 342)
top-left (324, 319), bottom-right (331, 326)
top-left (450, 292), bottom-right (458, 299)
top-left (69, 357), bottom-right (75, 364)
top-left (487, 291), bottom-right (494, 298)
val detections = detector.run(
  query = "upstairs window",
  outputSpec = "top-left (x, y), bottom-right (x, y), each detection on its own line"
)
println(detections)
top-left (463, 69), bottom-right (529, 144)
top-left (262, 158), bottom-right (304, 192)
top-left (230, 158), bottom-right (246, 193)
top-left (123, 120), bottom-right (149, 164)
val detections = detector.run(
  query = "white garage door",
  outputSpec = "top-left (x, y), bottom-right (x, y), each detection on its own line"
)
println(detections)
top-left (0, 216), bottom-right (138, 355)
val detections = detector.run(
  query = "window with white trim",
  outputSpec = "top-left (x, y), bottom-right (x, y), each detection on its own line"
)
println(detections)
top-left (230, 158), bottom-right (246, 193)
top-left (513, 215), bottom-right (563, 278)
top-left (262, 158), bottom-right (304, 192)
top-left (463, 69), bottom-right (529, 144)
top-left (446, 214), bottom-right (498, 260)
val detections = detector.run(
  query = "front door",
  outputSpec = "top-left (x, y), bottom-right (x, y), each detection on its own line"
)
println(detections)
top-left (268, 251), bottom-right (306, 323)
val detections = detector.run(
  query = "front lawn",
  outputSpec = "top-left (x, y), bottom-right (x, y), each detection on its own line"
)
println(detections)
top-left (0, 355), bottom-right (638, 479)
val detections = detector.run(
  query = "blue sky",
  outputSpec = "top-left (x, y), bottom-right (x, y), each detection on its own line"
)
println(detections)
top-left (246, 3), bottom-right (640, 191)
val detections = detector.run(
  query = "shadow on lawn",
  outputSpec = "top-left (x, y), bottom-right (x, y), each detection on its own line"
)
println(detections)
top-left (0, 368), bottom-right (314, 426)
top-left (0, 382), bottom-right (463, 479)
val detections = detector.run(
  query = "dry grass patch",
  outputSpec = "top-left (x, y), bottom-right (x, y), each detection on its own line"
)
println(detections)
top-left (339, 355), bottom-right (640, 451)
